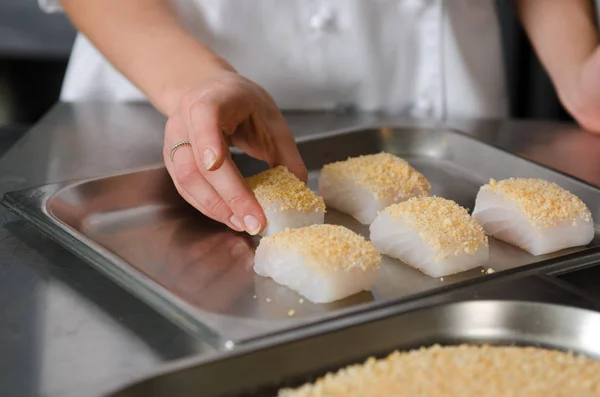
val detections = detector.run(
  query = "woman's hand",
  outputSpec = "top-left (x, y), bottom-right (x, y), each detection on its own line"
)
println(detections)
top-left (163, 68), bottom-right (307, 235)
top-left (514, 0), bottom-right (600, 134)
top-left (561, 48), bottom-right (600, 134)
top-left (58, 0), bottom-right (306, 235)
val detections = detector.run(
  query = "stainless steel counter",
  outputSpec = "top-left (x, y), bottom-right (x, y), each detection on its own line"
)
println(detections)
top-left (2, 103), bottom-right (600, 397)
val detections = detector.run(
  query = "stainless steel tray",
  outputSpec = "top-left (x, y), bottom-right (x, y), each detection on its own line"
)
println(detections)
top-left (105, 300), bottom-right (600, 397)
top-left (4, 126), bottom-right (600, 349)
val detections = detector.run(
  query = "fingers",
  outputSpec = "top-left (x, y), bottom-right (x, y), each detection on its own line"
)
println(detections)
top-left (202, 155), bottom-right (267, 235)
top-left (272, 121), bottom-right (308, 182)
top-left (180, 92), bottom-right (266, 235)
top-left (187, 99), bottom-right (227, 171)
top-left (165, 113), bottom-right (266, 235)
top-left (164, 117), bottom-right (245, 232)
top-left (170, 149), bottom-right (246, 232)
top-left (252, 86), bottom-right (309, 181)
top-left (166, 77), bottom-right (307, 236)
top-left (182, 81), bottom-right (306, 185)
top-left (230, 118), bottom-right (276, 164)
top-left (180, 89), bottom-right (250, 172)
top-left (232, 115), bottom-right (308, 183)
top-left (251, 114), bottom-right (308, 183)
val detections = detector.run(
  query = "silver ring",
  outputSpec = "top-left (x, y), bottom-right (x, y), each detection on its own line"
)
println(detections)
top-left (169, 140), bottom-right (192, 162)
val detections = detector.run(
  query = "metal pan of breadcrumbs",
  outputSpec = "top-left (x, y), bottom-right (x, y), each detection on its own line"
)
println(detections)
top-left (277, 344), bottom-right (600, 396)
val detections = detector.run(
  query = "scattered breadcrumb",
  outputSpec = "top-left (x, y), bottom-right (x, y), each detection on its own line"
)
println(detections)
top-left (440, 277), bottom-right (444, 281)
top-left (278, 344), bottom-right (600, 396)
top-left (384, 196), bottom-right (488, 261)
top-left (261, 224), bottom-right (381, 274)
top-left (288, 310), bottom-right (296, 317)
top-left (252, 295), bottom-right (257, 299)
top-left (299, 299), bottom-right (304, 304)
top-left (246, 166), bottom-right (326, 212)
top-left (482, 178), bottom-right (592, 228)
top-left (265, 298), bottom-right (272, 303)
top-left (321, 152), bottom-right (430, 200)
top-left (486, 268), bottom-right (496, 274)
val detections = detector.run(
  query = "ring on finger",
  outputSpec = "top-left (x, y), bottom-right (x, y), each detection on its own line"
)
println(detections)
top-left (169, 140), bottom-right (192, 162)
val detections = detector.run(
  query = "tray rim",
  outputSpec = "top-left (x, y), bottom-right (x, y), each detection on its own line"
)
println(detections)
top-left (103, 299), bottom-right (600, 397)
top-left (4, 123), bottom-right (600, 349)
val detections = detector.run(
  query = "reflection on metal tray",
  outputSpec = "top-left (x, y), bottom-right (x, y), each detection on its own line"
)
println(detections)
top-left (3, 126), bottom-right (600, 348)
top-left (106, 300), bottom-right (600, 397)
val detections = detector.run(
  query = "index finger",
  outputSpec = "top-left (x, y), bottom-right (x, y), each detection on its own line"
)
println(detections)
top-left (201, 154), bottom-right (267, 236)
top-left (265, 116), bottom-right (308, 183)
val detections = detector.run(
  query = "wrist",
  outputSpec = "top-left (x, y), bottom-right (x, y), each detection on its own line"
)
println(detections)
top-left (154, 47), bottom-right (236, 115)
top-left (134, 22), bottom-right (236, 115)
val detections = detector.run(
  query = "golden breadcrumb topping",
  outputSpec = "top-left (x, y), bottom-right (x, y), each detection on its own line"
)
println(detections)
top-left (482, 178), bottom-right (592, 228)
top-left (262, 224), bottom-right (381, 273)
top-left (322, 152), bottom-right (430, 200)
top-left (384, 196), bottom-right (488, 261)
top-left (246, 166), bottom-right (325, 212)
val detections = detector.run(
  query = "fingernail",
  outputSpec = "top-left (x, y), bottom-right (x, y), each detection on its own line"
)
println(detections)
top-left (203, 148), bottom-right (217, 170)
top-left (243, 215), bottom-right (262, 235)
top-left (229, 215), bottom-right (244, 231)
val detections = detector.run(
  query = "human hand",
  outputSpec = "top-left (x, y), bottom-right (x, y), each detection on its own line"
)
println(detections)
top-left (163, 68), bottom-right (307, 235)
top-left (560, 47), bottom-right (600, 134)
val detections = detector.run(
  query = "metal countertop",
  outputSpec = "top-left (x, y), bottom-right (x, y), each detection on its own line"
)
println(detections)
top-left (2, 103), bottom-right (600, 397)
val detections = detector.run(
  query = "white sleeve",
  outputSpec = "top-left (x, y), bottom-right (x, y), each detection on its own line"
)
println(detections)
top-left (38, 0), bottom-right (63, 13)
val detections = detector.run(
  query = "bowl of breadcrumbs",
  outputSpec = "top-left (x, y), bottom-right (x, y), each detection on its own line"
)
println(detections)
top-left (277, 344), bottom-right (600, 396)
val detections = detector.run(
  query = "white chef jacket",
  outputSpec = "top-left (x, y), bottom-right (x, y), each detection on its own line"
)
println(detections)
top-left (40, 0), bottom-right (508, 119)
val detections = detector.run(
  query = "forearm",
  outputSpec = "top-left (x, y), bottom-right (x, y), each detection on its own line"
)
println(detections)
top-left (514, 0), bottom-right (599, 103)
top-left (60, 0), bottom-right (233, 115)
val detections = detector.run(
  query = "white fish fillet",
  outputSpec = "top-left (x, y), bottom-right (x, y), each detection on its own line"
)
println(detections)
top-left (318, 152), bottom-right (430, 225)
top-left (318, 173), bottom-right (384, 225)
top-left (254, 224), bottom-right (381, 303)
top-left (261, 207), bottom-right (324, 237)
top-left (370, 197), bottom-right (489, 277)
top-left (246, 166), bottom-right (326, 236)
top-left (472, 178), bottom-right (594, 255)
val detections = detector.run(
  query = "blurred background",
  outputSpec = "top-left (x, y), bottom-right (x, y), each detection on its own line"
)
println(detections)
top-left (0, 0), bottom-right (596, 154)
